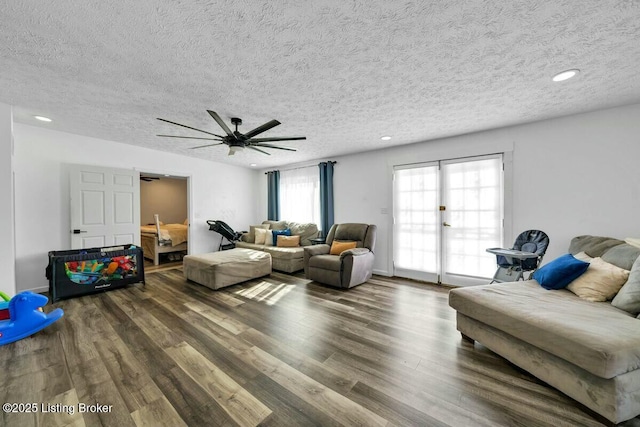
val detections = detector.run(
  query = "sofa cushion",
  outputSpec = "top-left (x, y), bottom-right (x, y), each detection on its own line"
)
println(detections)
top-left (308, 254), bottom-right (341, 271)
top-left (532, 254), bottom-right (589, 290)
top-left (449, 281), bottom-right (640, 379)
top-left (566, 257), bottom-right (630, 302)
top-left (287, 222), bottom-right (319, 246)
top-left (262, 220), bottom-right (288, 231)
top-left (263, 246), bottom-right (305, 260)
top-left (235, 241), bottom-right (266, 251)
top-left (612, 256), bottom-right (640, 315)
top-left (569, 235), bottom-right (625, 258)
top-left (601, 244), bottom-right (640, 271)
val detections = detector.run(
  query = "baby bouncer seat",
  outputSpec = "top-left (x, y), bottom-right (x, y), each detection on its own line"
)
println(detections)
top-left (486, 230), bottom-right (549, 283)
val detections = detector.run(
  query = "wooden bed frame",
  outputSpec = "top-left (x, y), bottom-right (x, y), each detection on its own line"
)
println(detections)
top-left (141, 233), bottom-right (188, 266)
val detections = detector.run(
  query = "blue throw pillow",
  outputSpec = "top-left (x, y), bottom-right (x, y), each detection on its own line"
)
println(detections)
top-left (532, 254), bottom-right (590, 290)
top-left (271, 228), bottom-right (291, 245)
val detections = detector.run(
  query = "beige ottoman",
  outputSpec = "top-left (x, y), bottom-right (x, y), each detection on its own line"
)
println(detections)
top-left (183, 248), bottom-right (271, 290)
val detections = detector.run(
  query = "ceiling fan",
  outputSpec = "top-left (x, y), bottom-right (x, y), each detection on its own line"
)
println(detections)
top-left (157, 110), bottom-right (306, 156)
top-left (140, 175), bottom-right (159, 182)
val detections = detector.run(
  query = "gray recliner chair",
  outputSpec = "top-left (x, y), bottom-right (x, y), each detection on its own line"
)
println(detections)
top-left (304, 223), bottom-right (376, 289)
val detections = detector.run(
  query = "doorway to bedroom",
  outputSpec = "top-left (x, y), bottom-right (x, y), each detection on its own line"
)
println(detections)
top-left (139, 173), bottom-right (190, 267)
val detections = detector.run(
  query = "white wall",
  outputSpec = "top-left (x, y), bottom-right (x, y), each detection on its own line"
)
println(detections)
top-left (0, 104), bottom-right (16, 296)
top-left (13, 124), bottom-right (260, 292)
top-left (259, 103), bottom-right (640, 278)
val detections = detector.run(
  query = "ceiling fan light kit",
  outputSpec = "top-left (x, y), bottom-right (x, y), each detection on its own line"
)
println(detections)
top-left (157, 110), bottom-right (306, 156)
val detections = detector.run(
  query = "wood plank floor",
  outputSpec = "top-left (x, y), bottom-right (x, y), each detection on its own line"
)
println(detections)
top-left (1, 269), bottom-right (638, 426)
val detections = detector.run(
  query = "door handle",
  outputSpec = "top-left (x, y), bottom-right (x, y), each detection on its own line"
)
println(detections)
top-left (72, 229), bottom-right (87, 234)
top-left (443, 222), bottom-right (451, 227)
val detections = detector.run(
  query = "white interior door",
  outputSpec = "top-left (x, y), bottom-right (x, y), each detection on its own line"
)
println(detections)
top-left (69, 164), bottom-right (140, 249)
top-left (393, 155), bottom-right (503, 285)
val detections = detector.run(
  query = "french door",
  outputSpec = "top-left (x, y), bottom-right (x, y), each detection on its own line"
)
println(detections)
top-left (393, 154), bottom-right (503, 285)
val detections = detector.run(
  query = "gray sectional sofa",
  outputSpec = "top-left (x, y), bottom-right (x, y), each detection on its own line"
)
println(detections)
top-left (449, 236), bottom-right (640, 424)
top-left (235, 220), bottom-right (319, 273)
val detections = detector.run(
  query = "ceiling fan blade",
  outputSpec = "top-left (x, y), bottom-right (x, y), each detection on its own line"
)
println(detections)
top-left (189, 142), bottom-right (226, 150)
top-left (243, 119), bottom-right (281, 139)
top-left (157, 118), bottom-right (224, 138)
top-left (248, 136), bottom-right (306, 142)
top-left (252, 143), bottom-right (297, 152)
top-left (247, 146), bottom-right (271, 155)
top-left (207, 110), bottom-right (233, 137)
top-left (157, 134), bottom-right (223, 141)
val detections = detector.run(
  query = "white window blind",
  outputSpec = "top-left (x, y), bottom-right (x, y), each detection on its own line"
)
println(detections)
top-left (280, 167), bottom-right (320, 226)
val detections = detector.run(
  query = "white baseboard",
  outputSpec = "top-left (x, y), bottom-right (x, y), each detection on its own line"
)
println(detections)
top-left (23, 286), bottom-right (49, 295)
top-left (373, 269), bottom-right (392, 277)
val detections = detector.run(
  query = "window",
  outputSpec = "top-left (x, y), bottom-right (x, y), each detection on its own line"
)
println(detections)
top-left (280, 167), bottom-right (320, 225)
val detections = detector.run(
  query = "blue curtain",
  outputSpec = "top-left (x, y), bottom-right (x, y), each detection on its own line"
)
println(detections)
top-left (267, 170), bottom-right (280, 220)
top-left (318, 162), bottom-right (335, 237)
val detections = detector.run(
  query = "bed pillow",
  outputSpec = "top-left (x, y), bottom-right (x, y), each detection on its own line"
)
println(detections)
top-left (254, 228), bottom-right (268, 245)
top-left (183, 218), bottom-right (188, 225)
top-left (264, 230), bottom-right (274, 247)
top-left (245, 224), bottom-right (270, 243)
top-left (612, 256), bottom-right (640, 314)
top-left (566, 257), bottom-right (630, 302)
top-left (277, 235), bottom-right (300, 247)
top-left (532, 254), bottom-right (590, 290)
top-left (271, 228), bottom-right (291, 245)
top-left (330, 241), bottom-right (357, 255)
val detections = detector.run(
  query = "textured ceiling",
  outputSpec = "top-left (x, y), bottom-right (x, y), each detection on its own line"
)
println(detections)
top-left (2, 1), bottom-right (640, 168)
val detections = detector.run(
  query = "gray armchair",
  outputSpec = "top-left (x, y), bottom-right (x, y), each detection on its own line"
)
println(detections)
top-left (304, 223), bottom-right (376, 289)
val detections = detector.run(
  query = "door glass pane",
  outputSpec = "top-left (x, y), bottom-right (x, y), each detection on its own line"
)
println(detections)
top-left (393, 165), bottom-right (438, 272)
top-left (442, 158), bottom-right (502, 279)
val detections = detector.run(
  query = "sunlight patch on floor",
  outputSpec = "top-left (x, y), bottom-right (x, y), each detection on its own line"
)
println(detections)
top-left (234, 281), bottom-right (295, 305)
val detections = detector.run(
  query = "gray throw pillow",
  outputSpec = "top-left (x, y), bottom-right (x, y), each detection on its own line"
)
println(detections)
top-left (602, 244), bottom-right (640, 271)
top-left (612, 256), bottom-right (640, 315)
top-left (568, 235), bottom-right (624, 257)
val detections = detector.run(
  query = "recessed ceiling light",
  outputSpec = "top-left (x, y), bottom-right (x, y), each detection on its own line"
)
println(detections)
top-left (250, 163), bottom-right (257, 167)
top-left (164, 174), bottom-right (170, 177)
top-left (380, 136), bottom-right (392, 141)
top-left (34, 115), bottom-right (52, 122)
top-left (552, 69), bottom-right (580, 82)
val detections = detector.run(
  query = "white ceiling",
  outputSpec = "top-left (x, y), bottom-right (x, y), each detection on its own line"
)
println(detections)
top-left (2, 1), bottom-right (640, 168)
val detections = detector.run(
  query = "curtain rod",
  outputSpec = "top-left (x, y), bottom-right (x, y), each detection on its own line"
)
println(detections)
top-left (265, 161), bottom-right (336, 174)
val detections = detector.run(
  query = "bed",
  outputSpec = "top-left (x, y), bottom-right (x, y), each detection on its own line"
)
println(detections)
top-left (140, 216), bottom-right (188, 265)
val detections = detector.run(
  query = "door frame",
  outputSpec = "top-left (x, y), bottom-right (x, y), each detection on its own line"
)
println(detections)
top-left (389, 151), bottom-right (513, 287)
top-left (136, 167), bottom-right (193, 256)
